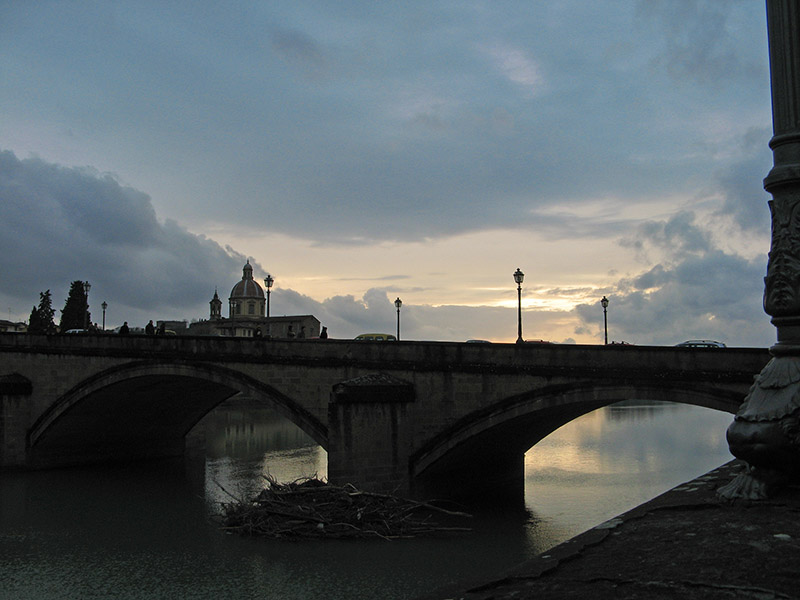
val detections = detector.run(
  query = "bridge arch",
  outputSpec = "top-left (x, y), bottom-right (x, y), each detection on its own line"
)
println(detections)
top-left (28, 361), bottom-right (328, 468)
top-left (410, 381), bottom-right (743, 497)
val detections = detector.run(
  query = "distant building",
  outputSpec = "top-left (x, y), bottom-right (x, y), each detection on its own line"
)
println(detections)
top-left (156, 320), bottom-right (188, 334)
top-left (188, 261), bottom-right (320, 338)
top-left (0, 320), bottom-right (27, 333)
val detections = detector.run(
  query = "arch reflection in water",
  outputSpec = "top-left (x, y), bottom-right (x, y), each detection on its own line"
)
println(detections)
top-left (524, 400), bottom-right (733, 541)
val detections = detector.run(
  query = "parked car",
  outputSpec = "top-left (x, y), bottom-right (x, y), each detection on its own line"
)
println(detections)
top-left (675, 340), bottom-right (726, 348)
top-left (355, 333), bottom-right (397, 341)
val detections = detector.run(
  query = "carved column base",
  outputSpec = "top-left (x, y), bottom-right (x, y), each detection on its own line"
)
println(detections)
top-left (719, 356), bottom-right (800, 500)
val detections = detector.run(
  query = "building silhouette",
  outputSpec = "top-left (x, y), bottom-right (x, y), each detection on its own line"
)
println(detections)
top-left (188, 261), bottom-right (320, 338)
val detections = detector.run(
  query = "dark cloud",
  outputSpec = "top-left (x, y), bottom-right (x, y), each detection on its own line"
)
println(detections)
top-left (714, 127), bottom-right (772, 233)
top-left (620, 211), bottom-right (711, 261)
top-left (271, 28), bottom-right (330, 78)
top-left (637, 0), bottom-right (766, 86)
top-left (0, 150), bottom-right (249, 324)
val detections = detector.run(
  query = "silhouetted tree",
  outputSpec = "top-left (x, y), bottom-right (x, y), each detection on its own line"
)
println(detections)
top-left (59, 281), bottom-right (91, 331)
top-left (28, 289), bottom-right (57, 334)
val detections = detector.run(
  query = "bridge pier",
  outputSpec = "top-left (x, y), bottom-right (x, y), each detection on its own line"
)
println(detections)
top-left (0, 374), bottom-right (33, 468)
top-left (327, 374), bottom-right (416, 495)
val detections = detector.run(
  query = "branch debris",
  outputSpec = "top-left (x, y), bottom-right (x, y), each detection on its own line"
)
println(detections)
top-left (216, 475), bottom-right (473, 540)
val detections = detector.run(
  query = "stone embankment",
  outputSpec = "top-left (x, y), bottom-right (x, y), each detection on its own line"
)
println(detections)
top-left (417, 460), bottom-right (800, 600)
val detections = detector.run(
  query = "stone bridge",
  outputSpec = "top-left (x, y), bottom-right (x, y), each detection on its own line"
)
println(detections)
top-left (0, 333), bottom-right (770, 499)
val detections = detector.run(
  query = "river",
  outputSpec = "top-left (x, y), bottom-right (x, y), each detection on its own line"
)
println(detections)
top-left (0, 400), bottom-right (734, 600)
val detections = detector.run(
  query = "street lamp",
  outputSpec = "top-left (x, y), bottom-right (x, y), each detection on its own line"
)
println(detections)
top-left (513, 268), bottom-right (524, 344)
top-left (101, 301), bottom-right (107, 331)
top-left (601, 296), bottom-right (609, 345)
top-left (264, 274), bottom-right (274, 318)
top-left (264, 274), bottom-right (274, 338)
top-left (394, 297), bottom-right (402, 340)
top-left (83, 281), bottom-right (91, 330)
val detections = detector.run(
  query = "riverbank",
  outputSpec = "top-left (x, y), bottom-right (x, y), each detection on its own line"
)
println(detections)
top-left (417, 460), bottom-right (800, 599)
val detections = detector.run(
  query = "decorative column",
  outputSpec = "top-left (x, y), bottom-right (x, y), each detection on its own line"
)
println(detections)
top-left (721, 1), bottom-right (800, 500)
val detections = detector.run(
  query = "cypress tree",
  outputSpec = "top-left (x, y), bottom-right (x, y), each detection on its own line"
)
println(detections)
top-left (28, 290), bottom-right (57, 334)
top-left (59, 281), bottom-right (91, 332)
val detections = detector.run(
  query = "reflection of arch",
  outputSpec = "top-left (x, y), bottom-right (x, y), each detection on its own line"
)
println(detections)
top-left (29, 361), bottom-right (326, 466)
top-left (411, 382), bottom-right (741, 482)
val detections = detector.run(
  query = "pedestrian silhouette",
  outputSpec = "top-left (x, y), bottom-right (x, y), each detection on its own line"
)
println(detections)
top-left (119, 322), bottom-right (130, 335)
top-left (320, 326), bottom-right (328, 339)
top-left (145, 320), bottom-right (155, 335)
top-left (298, 326), bottom-right (306, 339)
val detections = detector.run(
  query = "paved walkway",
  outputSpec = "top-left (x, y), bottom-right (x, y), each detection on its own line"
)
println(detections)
top-left (416, 461), bottom-right (800, 599)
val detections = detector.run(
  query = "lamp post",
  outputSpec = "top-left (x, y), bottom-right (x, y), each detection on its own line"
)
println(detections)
top-left (83, 281), bottom-right (91, 330)
top-left (101, 301), bottom-right (107, 331)
top-left (601, 296), bottom-right (609, 345)
top-left (264, 274), bottom-right (274, 318)
top-left (394, 297), bottom-right (402, 340)
top-left (513, 268), bottom-right (524, 344)
top-left (264, 274), bottom-right (274, 338)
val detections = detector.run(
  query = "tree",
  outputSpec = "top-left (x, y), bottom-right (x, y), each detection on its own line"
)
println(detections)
top-left (59, 281), bottom-right (91, 332)
top-left (28, 289), bottom-right (57, 335)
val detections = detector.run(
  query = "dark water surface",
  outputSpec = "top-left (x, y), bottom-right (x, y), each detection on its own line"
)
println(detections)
top-left (0, 401), bottom-right (733, 600)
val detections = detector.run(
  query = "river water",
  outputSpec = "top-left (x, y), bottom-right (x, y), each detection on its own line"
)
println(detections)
top-left (0, 400), bottom-right (734, 600)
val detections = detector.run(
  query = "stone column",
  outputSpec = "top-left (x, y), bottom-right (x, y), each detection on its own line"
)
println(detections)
top-left (721, 1), bottom-right (800, 499)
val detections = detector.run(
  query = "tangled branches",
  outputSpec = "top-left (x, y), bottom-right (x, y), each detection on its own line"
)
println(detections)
top-left (217, 476), bottom-right (472, 540)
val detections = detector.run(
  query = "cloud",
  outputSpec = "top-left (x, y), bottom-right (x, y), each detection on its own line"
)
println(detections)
top-left (578, 210), bottom-right (772, 347)
top-left (0, 150), bottom-right (248, 324)
top-left (482, 43), bottom-right (544, 97)
top-left (637, 0), bottom-right (765, 87)
top-left (271, 27), bottom-right (330, 79)
top-left (713, 127), bottom-right (773, 234)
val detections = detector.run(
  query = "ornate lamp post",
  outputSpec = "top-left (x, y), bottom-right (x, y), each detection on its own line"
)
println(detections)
top-left (394, 297), bottom-right (402, 340)
top-left (601, 296), bottom-right (609, 345)
top-left (83, 281), bottom-right (91, 330)
top-left (720, 1), bottom-right (800, 500)
top-left (513, 268), bottom-right (524, 344)
top-left (101, 301), bottom-right (107, 331)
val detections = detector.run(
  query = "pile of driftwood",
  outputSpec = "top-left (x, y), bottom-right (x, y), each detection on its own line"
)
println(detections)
top-left (217, 476), bottom-right (472, 540)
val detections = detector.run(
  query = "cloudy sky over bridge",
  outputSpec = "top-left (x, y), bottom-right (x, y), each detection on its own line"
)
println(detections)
top-left (0, 1), bottom-right (777, 345)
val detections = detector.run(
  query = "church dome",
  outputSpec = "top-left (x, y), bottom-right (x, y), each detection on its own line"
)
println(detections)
top-left (230, 261), bottom-right (264, 299)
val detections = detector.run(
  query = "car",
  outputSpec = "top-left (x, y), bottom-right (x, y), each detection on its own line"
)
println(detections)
top-left (466, 339), bottom-right (491, 344)
top-left (355, 333), bottom-right (397, 341)
top-left (63, 329), bottom-right (89, 334)
top-left (675, 340), bottom-right (726, 348)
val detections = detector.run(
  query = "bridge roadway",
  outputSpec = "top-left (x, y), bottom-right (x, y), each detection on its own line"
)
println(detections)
top-left (0, 333), bottom-right (771, 500)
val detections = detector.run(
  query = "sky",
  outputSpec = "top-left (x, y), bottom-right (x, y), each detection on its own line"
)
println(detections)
top-left (0, 1), bottom-right (778, 346)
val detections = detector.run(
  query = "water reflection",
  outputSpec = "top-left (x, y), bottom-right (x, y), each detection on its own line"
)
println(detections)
top-left (524, 400), bottom-right (733, 541)
top-left (0, 399), bottom-right (735, 600)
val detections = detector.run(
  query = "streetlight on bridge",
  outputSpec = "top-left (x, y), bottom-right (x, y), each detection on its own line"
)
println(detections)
top-left (101, 301), bottom-right (107, 331)
top-left (513, 268), bottom-right (524, 344)
top-left (394, 297), bottom-right (402, 340)
top-left (264, 274), bottom-right (274, 318)
top-left (601, 296), bottom-right (609, 345)
top-left (264, 274), bottom-right (274, 338)
top-left (83, 281), bottom-right (91, 330)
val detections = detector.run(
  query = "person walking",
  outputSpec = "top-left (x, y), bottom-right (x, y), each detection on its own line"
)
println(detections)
top-left (145, 320), bottom-right (155, 335)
